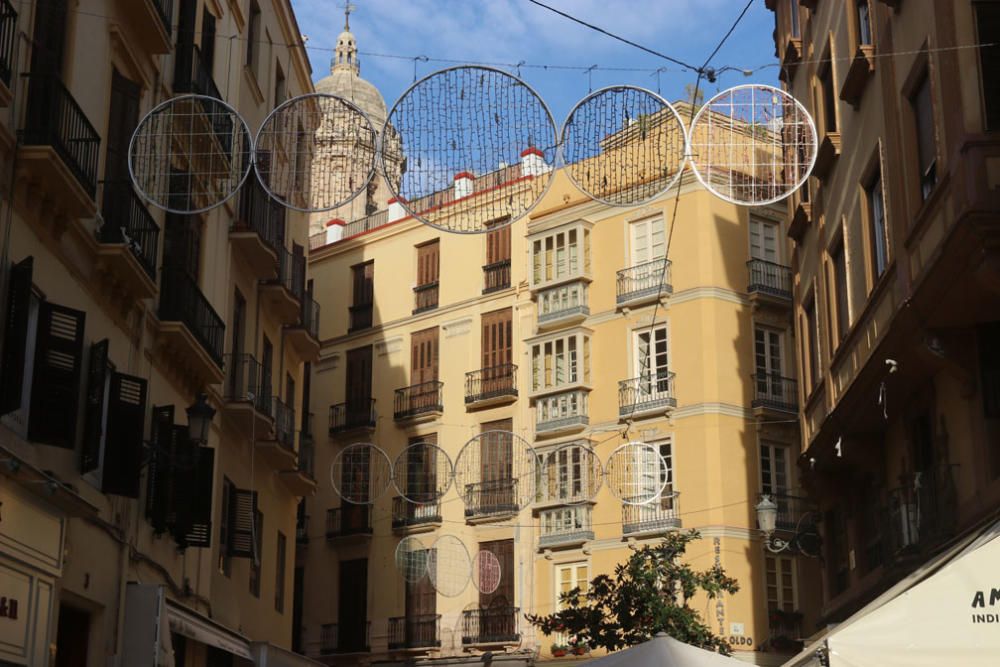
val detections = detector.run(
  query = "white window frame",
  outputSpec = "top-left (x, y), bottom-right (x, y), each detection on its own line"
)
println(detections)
top-left (750, 217), bottom-right (782, 264)
top-left (529, 330), bottom-right (591, 395)
top-left (633, 324), bottom-right (669, 381)
top-left (759, 441), bottom-right (791, 497)
top-left (535, 441), bottom-right (595, 504)
top-left (765, 555), bottom-right (798, 611)
top-left (754, 327), bottom-right (785, 377)
top-left (530, 223), bottom-right (592, 289)
top-left (629, 215), bottom-right (666, 266)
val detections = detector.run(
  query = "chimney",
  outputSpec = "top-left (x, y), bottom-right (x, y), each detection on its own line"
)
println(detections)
top-left (388, 197), bottom-right (407, 222)
top-left (325, 218), bottom-right (345, 244)
top-left (521, 147), bottom-right (550, 177)
top-left (454, 172), bottom-right (475, 199)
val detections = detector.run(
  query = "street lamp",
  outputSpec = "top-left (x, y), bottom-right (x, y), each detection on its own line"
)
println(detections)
top-left (186, 393), bottom-right (216, 445)
top-left (755, 494), bottom-right (821, 556)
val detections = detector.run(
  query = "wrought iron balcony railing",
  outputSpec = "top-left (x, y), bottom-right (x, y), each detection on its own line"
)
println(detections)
top-left (747, 259), bottom-right (793, 299)
top-left (616, 258), bottom-right (672, 305)
top-left (622, 493), bottom-right (682, 535)
top-left (752, 374), bottom-right (798, 412)
top-left (536, 390), bottom-right (588, 433)
top-left (885, 465), bottom-right (957, 557)
top-left (268, 245), bottom-right (305, 301)
top-left (461, 606), bottom-right (520, 645)
top-left (392, 496), bottom-right (442, 529)
top-left (159, 266), bottom-right (225, 366)
top-left (99, 180), bottom-right (160, 279)
top-left (320, 622), bottom-right (370, 655)
top-left (465, 364), bottom-right (517, 403)
top-left (413, 281), bottom-right (439, 313)
top-left (326, 506), bottom-right (373, 538)
top-left (348, 302), bottom-right (373, 332)
top-left (22, 74), bottom-right (101, 197)
top-left (298, 429), bottom-right (315, 478)
top-left (756, 492), bottom-right (816, 533)
top-left (618, 372), bottom-right (676, 417)
top-left (388, 615), bottom-right (441, 650)
top-left (172, 44), bottom-right (232, 153)
top-left (464, 479), bottom-right (519, 518)
top-left (235, 174), bottom-right (285, 252)
top-left (271, 397), bottom-right (295, 449)
top-left (539, 505), bottom-right (594, 548)
top-left (223, 353), bottom-right (271, 413)
top-left (298, 292), bottom-right (320, 338)
top-left (0, 0), bottom-right (17, 87)
top-left (342, 209), bottom-right (388, 239)
top-left (483, 259), bottom-right (511, 293)
top-left (394, 381), bottom-right (443, 419)
top-left (329, 399), bottom-right (376, 435)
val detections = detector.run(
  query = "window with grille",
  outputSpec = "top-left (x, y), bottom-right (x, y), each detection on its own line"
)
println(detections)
top-left (530, 332), bottom-right (591, 392)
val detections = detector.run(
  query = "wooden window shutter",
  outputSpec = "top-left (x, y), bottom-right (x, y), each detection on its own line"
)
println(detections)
top-left (486, 222), bottom-right (511, 264)
top-left (28, 302), bottom-right (86, 448)
top-left (146, 405), bottom-right (175, 533)
top-left (229, 487), bottom-right (259, 558)
top-left (292, 243), bottom-right (306, 298)
top-left (101, 372), bottom-right (148, 498)
top-left (0, 257), bottom-right (33, 415)
top-left (184, 446), bottom-right (215, 548)
top-left (417, 241), bottom-right (439, 285)
top-left (81, 339), bottom-right (109, 473)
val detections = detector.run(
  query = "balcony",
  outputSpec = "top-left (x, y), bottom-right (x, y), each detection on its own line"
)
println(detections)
top-left (465, 364), bottom-right (518, 408)
top-left (461, 607), bottom-right (520, 646)
top-left (788, 200), bottom-right (813, 243)
top-left (812, 132), bottom-right (841, 181)
top-left (257, 397), bottom-right (296, 470)
top-left (393, 381), bottom-right (443, 421)
top-left (622, 493), bottom-right (682, 536)
top-left (157, 266), bottom-right (225, 385)
top-left (174, 43), bottom-right (223, 100)
top-left (388, 615), bottom-right (441, 651)
top-left (413, 281), bottom-right (439, 314)
top-left (840, 45), bottom-right (876, 108)
top-left (536, 282), bottom-right (589, 330)
top-left (328, 399), bottom-right (376, 436)
top-left (618, 372), bottom-right (676, 420)
top-left (117, 0), bottom-right (173, 54)
top-left (286, 292), bottom-right (320, 362)
top-left (752, 374), bottom-right (798, 415)
top-left (326, 506), bottom-right (373, 540)
top-left (18, 74), bottom-right (100, 220)
top-left (483, 259), bottom-right (511, 294)
top-left (539, 505), bottom-right (594, 549)
top-left (95, 181), bottom-right (159, 300)
top-left (261, 246), bottom-right (304, 324)
top-left (884, 465), bottom-right (957, 559)
top-left (779, 37), bottom-right (803, 84)
top-left (391, 496), bottom-right (442, 534)
top-left (756, 492), bottom-right (816, 534)
top-left (535, 390), bottom-right (589, 436)
top-left (319, 622), bottom-right (370, 655)
top-left (617, 258), bottom-right (672, 308)
top-left (464, 479), bottom-right (519, 521)
top-left (278, 425), bottom-right (318, 497)
top-left (747, 259), bottom-right (793, 308)
top-left (231, 177), bottom-right (283, 280)
top-left (0, 1), bottom-right (17, 106)
top-left (348, 302), bottom-right (373, 332)
top-left (221, 353), bottom-right (273, 437)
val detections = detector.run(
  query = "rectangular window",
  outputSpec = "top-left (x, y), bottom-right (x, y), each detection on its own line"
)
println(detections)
top-left (350, 261), bottom-right (374, 331)
top-left (829, 240), bottom-right (850, 343)
top-left (765, 556), bottom-right (797, 612)
top-left (976, 2), bottom-right (1000, 130)
top-left (750, 218), bottom-right (780, 263)
top-left (218, 477), bottom-right (233, 576)
top-left (411, 327), bottom-right (439, 384)
top-left (866, 167), bottom-right (888, 279)
top-left (481, 308), bottom-right (513, 371)
top-left (249, 509), bottom-right (263, 597)
top-left (274, 60), bottom-right (286, 107)
top-left (484, 218), bottom-right (512, 292)
top-left (910, 72), bottom-right (937, 200)
top-left (827, 507), bottom-right (850, 595)
top-left (819, 60), bottom-right (838, 133)
top-left (415, 240), bottom-right (440, 312)
top-left (789, 0), bottom-right (800, 39)
top-left (530, 226), bottom-right (589, 286)
top-left (856, 0), bottom-right (873, 46)
top-left (275, 531), bottom-right (286, 613)
top-left (538, 283), bottom-right (588, 321)
top-left (338, 559), bottom-right (369, 652)
top-left (246, 0), bottom-right (261, 74)
top-left (556, 562), bottom-right (589, 610)
top-left (803, 297), bottom-right (820, 392)
top-left (537, 442), bottom-right (595, 503)
top-left (262, 335), bottom-right (274, 402)
top-left (760, 442), bottom-right (790, 498)
top-left (345, 345), bottom-right (374, 421)
top-left (531, 332), bottom-right (591, 392)
top-left (658, 440), bottom-right (674, 504)
top-left (754, 328), bottom-right (783, 378)
top-left (634, 325), bottom-right (669, 395)
top-left (630, 216), bottom-right (666, 265)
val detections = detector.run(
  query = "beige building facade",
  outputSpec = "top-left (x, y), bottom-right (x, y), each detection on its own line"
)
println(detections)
top-left (0, 1), bottom-right (319, 665)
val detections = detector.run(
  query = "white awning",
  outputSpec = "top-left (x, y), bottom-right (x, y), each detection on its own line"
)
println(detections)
top-left (580, 632), bottom-right (749, 666)
top-left (251, 641), bottom-right (325, 667)
top-left (166, 599), bottom-right (253, 660)
top-left (784, 517), bottom-right (1000, 667)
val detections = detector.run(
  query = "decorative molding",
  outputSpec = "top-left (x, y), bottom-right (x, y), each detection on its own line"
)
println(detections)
top-left (671, 402), bottom-right (752, 420)
top-left (374, 337), bottom-right (403, 356)
top-left (442, 317), bottom-right (472, 338)
top-left (670, 286), bottom-right (749, 306)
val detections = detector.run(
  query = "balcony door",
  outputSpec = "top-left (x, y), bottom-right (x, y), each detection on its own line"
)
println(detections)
top-left (103, 70), bottom-right (141, 227)
top-left (26, 0), bottom-right (68, 130)
top-left (338, 559), bottom-right (368, 652)
top-left (228, 289), bottom-right (246, 399)
top-left (629, 216), bottom-right (665, 265)
top-left (480, 419), bottom-right (514, 511)
top-left (750, 218), bottom-right (780, 263)
top-left (411, 327), bottom-right (439, 384)
top-left (754, 328), bottom-right (785, 401)
top-left (634, 325), bottom-right (668, 394)
top-left (760, 442), bottom-right (791, 528)
top-left (478, 539), bottom-right (515, 640)
top-left (405, 572), bottom-right (436, 645)
top-left (345, 345), bottom-right (373, 422)
top-left (481, 308), bottom-right (512, 394)
top-left (406, 434), bottom-right (438, 505)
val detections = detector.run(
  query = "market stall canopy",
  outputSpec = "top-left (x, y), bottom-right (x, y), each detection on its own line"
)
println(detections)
top-left (581, 633), bottom-right (748, 666)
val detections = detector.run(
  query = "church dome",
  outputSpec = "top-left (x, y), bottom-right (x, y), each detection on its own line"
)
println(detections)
top-left (314, 17), bottom-right (387, 128)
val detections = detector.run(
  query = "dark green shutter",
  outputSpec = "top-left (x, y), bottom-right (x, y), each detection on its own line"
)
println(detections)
top-left (146, 405), bottom-right (175, 532)
top-left (80, 339), bottom-right (109, 473)
top-left (28, 302), bottom-right (86, 448)
top-left (101, 372), bottom-right (147, 497)
top-left (0, 257), bottom-right (33, 415)
top-left (184, 446), bottom-right (215, 548)
top-left (228, 488), bottom-right (258, 558)
top-left (169, 425), bottom-right (196, 548)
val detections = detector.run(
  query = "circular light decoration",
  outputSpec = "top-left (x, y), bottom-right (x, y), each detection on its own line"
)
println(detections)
top-left (381, 65), bottom-right (557, 233)
top-left (395, 536), bottom-right (430, 583)
top-left (560, 86), bottom-right (687, 206)
top-left (391, 441), bottom-right (454, 504)
top-left (688, 84), bottom-right (817, 206)
top-left (129, 95), bottom-right (252, 215)
top-left (428, 534), bottom-right (472, 597)
top-left (472, 549), bottom-right (502, 595)
top-left (330, 443), bottom-right (392, 504)
top-left (454, 430), bottom-right (536, 514)
top-left (605, 442), bottom-right (668, 506)
top-left (254, 93), bottom-right (378, 212)
top-left (537, 443), bottom-right (604, 505)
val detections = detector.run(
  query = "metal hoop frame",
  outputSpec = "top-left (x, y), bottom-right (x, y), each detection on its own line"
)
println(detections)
top-left (605, 441), bottom-right (669, 506)
top-left (390, 441), bottom-right (455, 503)
top-left (329, 442), bottom-right (393, 505)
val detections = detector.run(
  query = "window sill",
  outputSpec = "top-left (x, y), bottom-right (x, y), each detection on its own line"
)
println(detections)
top-left (529, 273), bottom-right (592, 293)
top-left (243, 65), bottom-right (265, 106)
top-left (529, 383), bottom-right (592, 401)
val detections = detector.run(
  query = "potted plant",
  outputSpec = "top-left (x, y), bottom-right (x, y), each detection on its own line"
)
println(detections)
top-left (550, 643), bottom-right (569, 657)
top-left (570, 640), bottom-right (589, 656)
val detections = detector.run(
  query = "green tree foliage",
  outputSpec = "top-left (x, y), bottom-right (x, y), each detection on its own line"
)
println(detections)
top-left (526, 530), bottom-right (739, 655)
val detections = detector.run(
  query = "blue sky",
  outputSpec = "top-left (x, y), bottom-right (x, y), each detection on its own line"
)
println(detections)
top-left (289, 0), bottom-right (782, 124)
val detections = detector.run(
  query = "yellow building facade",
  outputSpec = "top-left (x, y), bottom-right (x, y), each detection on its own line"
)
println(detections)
top-left (0, 1), bottom-right (320, 665)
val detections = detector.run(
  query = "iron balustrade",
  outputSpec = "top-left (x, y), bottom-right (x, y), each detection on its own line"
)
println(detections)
top-left (298, 292), bottom-right (320, 339)
top-left (885, 465), bottom-right (957, 557)
top-left (158, 266), bottom-right (225, 366)
top-left (173, 44), bottom-right (232, 152)
top-left (393, 381), bottom-right (443, 419)
top-left (465, 364), bottom-right (517, 403)
top-left (298, 430), bottom-right (315, 478)
top-left (461, 607), bottom-right (520, 645)
top-left (391, 496), bottom-right (442, 529)
top-left (616, 258), bottom-right (672, 305)
top-left (21, 74), bottom-right (101, 197)
top-left (537, 283), bottom-right (589, 324)
top-left (235, 176), bottom-right (285, 252)
top-left (539, 506), bottom-right (594, 547)
top-left (756, 492), bottom-right (815, 532)
top-left (271, 397), bottom-right (295, 449)
top-left (152, 0), bottom-right (173, 35)
top-left (0, 0), bottom-right (16, 86)
top-left (269, 245), bottom-right (305, 301)
top-left (326, 506), bottom-right (373, 538)
top-left (222, 353), bottom-right (271, 413)
top-left (752, 374), bottom-right (798, 412)
top-left (483, 259), bottom-right (511, 293)
top-left (348, 302), bottom-right (373, 331)
top-left (320, 624), bottom-right (337, 655)
top-left (413, 281), bottom-right (439, 313)
top-left (328, 399), bottom-right (376, 434)
top-left (618, 372), bottom-right (677, 417)
top-left (342, 209), bottom-right (388, 239)
top-left (388, 615), bottom-right (441, 649)
top-left (464, 479), bottom-right (519, 518)
top-left (320, 622), bottom-right (371, 655)
top-left (99, 180), bottom-right (160, 279)
top-left (747, 259), bottom-right (793, 299)
top-left (622, 493), bottom-right (682, 535)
